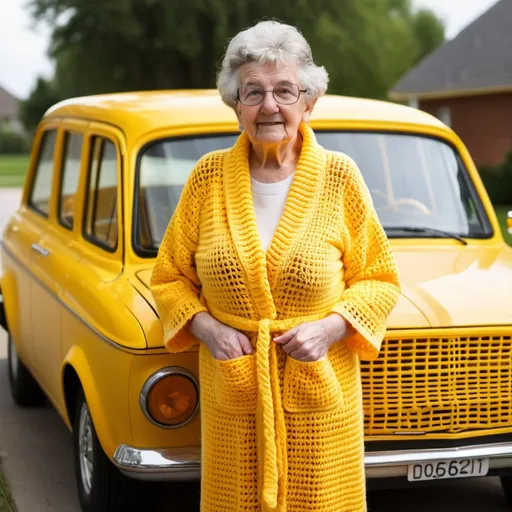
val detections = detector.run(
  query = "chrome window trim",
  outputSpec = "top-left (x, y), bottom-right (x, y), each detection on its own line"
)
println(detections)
top-left (139, 366), bottom-right (200, 429)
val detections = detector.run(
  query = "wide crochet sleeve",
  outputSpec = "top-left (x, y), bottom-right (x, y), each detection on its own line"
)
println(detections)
top-left (331, 157), bottom-right (401, 361)
top-left (150, 164), bottom-right (208, 353)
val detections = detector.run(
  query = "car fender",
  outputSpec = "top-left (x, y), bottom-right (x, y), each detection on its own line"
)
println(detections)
top-left (61, 345), bottom-right (118, 458)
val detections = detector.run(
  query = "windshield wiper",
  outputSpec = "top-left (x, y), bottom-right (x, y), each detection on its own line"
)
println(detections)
top-left (385, 227), bottom-right (468, 245)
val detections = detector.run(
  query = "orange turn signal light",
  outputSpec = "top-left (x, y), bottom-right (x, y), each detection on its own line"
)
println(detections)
top-left (141, 369), bottom-right (199, 428)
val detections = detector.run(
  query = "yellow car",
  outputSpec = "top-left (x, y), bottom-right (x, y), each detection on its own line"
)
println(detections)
top-left (2, 90), bottom-right (512, 511)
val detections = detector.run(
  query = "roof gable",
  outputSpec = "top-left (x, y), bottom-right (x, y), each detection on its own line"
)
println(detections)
top-left (390, 0), bottom-right (512, 99)
top-left (0, 86), bottom-right (19, 118)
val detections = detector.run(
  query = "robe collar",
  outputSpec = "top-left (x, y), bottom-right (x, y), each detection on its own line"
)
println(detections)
top-left (224, 121), bottom-right (327, 319)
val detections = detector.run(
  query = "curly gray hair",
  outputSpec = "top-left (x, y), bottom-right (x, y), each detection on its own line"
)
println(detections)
top-left (217, 20), bottom-right (329, 108)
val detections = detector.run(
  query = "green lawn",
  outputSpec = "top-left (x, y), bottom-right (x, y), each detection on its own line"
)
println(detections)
top-left (0, 155), bottom-right (29, 188)
top-left (0, 466), bottom-right (16, 512)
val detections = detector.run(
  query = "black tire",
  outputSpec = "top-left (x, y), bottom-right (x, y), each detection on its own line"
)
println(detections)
top-left (73, 388), bottom-right (141, 512)
top-left (501, 476), bottom-right (512, 506)
top-left (8, 334), bottom-right (46, 407)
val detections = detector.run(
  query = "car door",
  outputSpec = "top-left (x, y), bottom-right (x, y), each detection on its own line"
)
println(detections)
top-left (2, 124), bottom-right (59, 368)
top-left (60, 124), bottom-right (125, 369)
top-left (30, 121), bottom-right (87, 405)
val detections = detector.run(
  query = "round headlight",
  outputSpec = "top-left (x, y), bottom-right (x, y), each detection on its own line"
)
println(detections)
top-left (140, 367), bottom-right (199, 428)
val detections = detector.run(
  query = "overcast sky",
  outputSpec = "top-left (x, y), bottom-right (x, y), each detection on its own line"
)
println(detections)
top-left (0, 0), bottom-right (500, 99)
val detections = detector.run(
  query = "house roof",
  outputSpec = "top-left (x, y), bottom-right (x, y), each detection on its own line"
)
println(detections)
top-left (390, 0), bottom-right (512, 100)
top-left (0, 86), bottom-right (19, 118)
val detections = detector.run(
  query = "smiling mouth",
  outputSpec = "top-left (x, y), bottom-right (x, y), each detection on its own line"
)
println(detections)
top-left (257, 122), bottom-right (283, 125)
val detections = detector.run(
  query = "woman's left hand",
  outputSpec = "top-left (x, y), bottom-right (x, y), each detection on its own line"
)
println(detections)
top-left (273, 313), bottom-right (353, 362)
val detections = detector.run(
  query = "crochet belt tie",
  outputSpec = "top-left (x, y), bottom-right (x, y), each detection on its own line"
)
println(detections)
top-left (208, 304), bottom-right (325, 511)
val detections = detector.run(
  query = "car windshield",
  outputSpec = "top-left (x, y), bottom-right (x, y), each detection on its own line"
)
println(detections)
top-left (134, 131), bottom-right (492, 255)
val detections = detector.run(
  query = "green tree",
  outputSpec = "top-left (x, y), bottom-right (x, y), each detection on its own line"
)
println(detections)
top-left (411, 8), bottom-right (445, 64)
top-left (19, 77), bottom-right (63, 132)
top-left (27, 0), bottom-right (444, 101)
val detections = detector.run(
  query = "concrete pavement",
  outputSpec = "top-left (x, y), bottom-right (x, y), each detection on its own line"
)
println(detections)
top-left (0, 332), bottom-right (81, 511)
top-left (0, 330), bottom-right (5, 358)
top-left (0, 188), bottom-right (22, 238)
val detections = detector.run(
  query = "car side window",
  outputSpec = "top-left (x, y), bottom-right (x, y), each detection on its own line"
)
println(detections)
top-left (84, 136), bottom-right (118, 251)
top-left (29, 129), bottom-right (57, 216)
top-left (59, 131), bottom-right (83, 230)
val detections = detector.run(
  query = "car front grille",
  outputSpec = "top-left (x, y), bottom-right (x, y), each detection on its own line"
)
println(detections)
top-left (361, 329), bottom-right (512, 435)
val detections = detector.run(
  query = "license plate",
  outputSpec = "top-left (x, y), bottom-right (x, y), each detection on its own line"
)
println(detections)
top-left (407, 458), bottom-right (489, 481)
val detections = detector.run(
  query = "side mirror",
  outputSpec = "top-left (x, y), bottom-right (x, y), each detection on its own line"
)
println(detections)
top-left (507, 211), bottom-right (512, 235)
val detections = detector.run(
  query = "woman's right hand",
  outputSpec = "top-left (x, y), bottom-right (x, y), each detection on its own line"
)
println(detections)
top-left (189, 312), bottom-right (254, 361)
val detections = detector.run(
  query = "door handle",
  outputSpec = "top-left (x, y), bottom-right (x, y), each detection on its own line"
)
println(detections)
top-left (31, 243), bottom-right (50, 257)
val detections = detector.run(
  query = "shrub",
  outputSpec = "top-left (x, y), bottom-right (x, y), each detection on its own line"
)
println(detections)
top-left (0, 129), bottom-right (30, 155)
top-left (502, 152), bottom-right (512, 200)
top-left (479, 152), bottom-right (512, 206)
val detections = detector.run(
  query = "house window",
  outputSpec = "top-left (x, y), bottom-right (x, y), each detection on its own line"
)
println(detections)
top-left (436, 107), bottom-right (451, 127)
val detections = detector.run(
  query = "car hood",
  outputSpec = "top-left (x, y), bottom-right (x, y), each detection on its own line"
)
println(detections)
top-left (135, 244), bottom-right (512, 335)
top-left (134, 269), bottom-right (428, 330)
top-left (393, 244), bottom-right (512, 328)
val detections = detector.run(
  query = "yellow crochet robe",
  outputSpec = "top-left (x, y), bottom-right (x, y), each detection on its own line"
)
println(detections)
top-left (150, 122), bottom-right (400, 512)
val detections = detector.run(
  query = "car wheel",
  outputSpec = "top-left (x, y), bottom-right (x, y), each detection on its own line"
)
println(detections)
top-left (501, 476), bottom-right (512, 506)
top-left (73, 388), bottom-right (140, 512)
top-left (8, 334), bottom-right (46, 407)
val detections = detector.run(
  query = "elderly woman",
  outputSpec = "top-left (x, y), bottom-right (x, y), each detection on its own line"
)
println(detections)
top-left (151, 20), bottom-right (400, 512)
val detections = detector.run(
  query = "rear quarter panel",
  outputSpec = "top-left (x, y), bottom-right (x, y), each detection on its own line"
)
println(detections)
top-left (61, 334), bottom-right (134, 458)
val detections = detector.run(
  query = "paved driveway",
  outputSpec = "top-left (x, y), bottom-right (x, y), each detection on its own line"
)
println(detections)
top-left (0, 186), bottom-right (509, 511)
top-left (0, 342), bottom-right (81, 511)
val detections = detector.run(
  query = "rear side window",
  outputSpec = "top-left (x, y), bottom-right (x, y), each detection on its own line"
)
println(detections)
top-left (84, 137), bottom-right (118, 251)
top-left (29, 129), bottom-right (57, 216)
top-left (59, 132), bottom-right (83, 229)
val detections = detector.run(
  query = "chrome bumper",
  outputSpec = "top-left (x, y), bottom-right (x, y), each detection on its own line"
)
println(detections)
top-left (113, 441), bottom-right (512, 481)
top-left (365, 441), bottom-right (512, 478)
top-left (113, 445), bottom-right (200, 481)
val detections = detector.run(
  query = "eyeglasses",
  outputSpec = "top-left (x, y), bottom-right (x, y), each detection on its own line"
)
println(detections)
top-left (237, 84), bottom-right (307, 106)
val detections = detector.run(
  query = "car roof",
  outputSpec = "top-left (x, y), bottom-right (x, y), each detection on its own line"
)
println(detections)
top-left (45, 89), bottom-right (446, 139)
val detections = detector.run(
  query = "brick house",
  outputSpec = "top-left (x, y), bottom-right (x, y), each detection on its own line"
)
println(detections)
top-left (389, 0), bottom-right (512, 168)
top-left (0, 85), bottom-right (22, 134)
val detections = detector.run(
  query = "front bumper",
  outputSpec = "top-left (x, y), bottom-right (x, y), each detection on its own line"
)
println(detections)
top-left (113, 441), bottom-right (512, 481)
top-left (365, 441), bottom-right (512, 478)
top-left (113, 445), bottom-right (200, 481)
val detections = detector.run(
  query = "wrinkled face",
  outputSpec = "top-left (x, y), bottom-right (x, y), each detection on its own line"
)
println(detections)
top-left (236, 61), bottom-right (312, 145)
